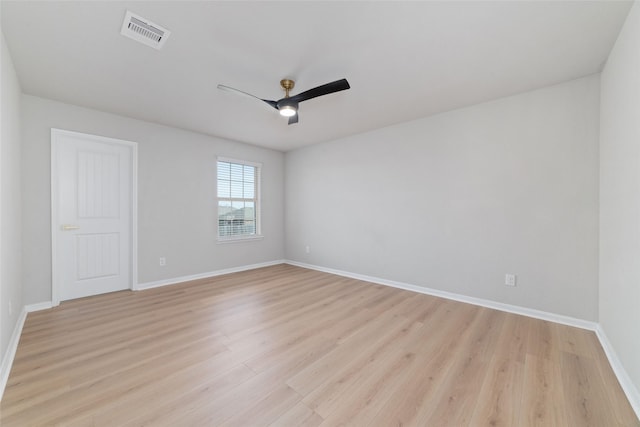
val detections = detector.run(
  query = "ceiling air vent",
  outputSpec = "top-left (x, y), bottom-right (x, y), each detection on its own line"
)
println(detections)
top-left (120, 11), bottom-right (170, 50)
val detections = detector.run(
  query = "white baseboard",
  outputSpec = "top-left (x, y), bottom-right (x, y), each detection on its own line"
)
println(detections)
top-left (135, 259), bottom-right (286, 291)
top-left (286, 259), bottom-right (640, 420)
top-left (285, 260), bottom-right (597, 330)
top-left (0, 301), bottom-right (53, 402)
top-left (0, 259), bottom-right (286, 401)
top-left (3, 261), bottom-right (638, 421)
top-left (595, 325), bottom-right (640, 419)
top-left (26, 301), bottom-right (54, 312)
top-left (0, 307), bottom-right (27, 402)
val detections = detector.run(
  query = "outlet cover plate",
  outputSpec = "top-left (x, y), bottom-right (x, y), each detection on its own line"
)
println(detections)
top-left (505, 274), bottom-right (517, 287)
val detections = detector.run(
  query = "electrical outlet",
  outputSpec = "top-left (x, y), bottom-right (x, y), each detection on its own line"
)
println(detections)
top-left (159, 257), bottom-right (166, 266)
top-left (505, 274), bottom-right (517, 287)
top-left (305, 246), bottom-right (310, 254)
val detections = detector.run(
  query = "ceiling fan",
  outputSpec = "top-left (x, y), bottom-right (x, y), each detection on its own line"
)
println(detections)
top-left (217, 78), bottom-right (350, 125)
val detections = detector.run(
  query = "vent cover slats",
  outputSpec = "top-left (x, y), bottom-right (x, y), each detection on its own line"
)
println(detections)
top-left (120, 11), bottom-right (170, 50)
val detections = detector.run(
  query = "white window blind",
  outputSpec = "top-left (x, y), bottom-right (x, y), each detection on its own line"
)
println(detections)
top-left (217, 158), bottom-right (261, 240)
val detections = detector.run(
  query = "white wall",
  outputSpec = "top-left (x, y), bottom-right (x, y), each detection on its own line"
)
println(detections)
top-left (1, 31), bottom-right (23, 365)
top-left (599, 0), bottom-right (640, 404)
top-left (21, 95), bottom-right (284, 305)
top-left (286, 75), bottom-right (600, 321)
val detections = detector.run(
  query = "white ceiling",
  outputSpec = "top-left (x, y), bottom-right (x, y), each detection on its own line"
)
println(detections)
top-left (1, 1), bottom-right (632, 151)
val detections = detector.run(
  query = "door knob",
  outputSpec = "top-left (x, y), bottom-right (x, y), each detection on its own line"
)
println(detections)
top-left (61, 224), bottom-right (80, 231)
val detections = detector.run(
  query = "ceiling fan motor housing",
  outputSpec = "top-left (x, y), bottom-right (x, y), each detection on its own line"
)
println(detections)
top-left (277, 98), bottom-right (298, 117)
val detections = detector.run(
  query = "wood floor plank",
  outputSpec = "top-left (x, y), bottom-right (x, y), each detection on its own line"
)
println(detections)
top-left (469, 356), bottom-right (524, 427)
top-left (218, 384), bottom-right (303, 427)
top-left (2, 337), bottom-right (231, 426)
top-left (308, 320), bottom-right (424, 419)
top-left (114, 363), bottom-right (255, 427)
top-left (468, 313), bottom-right (529, 426)
top-left (357, 301), bottom-right (480, 426)
top-left (1, 264), bottom-right (637, 426)
top-left (66, 355), bottom-right (255, 427)
top-left (268, 401), bottom-right (323, 427)
top-left (422, 308), bottom-right (505, 425)
top-left (155, 365), bottom-right (291, 426)
top-left (560, 351), bottom-right (617, 426)
top-left (589, 339), bottom-right (640, 425)
top-left (520, 353), bottom-right (569, 426)
top-left (317, 347), bottom-right (419, 426)
top-left (286, 310), bottom-right (412, 397)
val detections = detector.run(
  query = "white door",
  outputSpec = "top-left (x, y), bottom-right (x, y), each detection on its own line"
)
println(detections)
top-left (52, 129), bottom-right (136, 303)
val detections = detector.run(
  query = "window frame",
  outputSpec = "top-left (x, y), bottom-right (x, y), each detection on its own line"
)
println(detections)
top-left (216, 156), bottom-right (263, 243)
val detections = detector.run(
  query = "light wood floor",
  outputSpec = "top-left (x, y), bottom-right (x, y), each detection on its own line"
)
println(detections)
top-left (1, 264), bottom-right (637, 426)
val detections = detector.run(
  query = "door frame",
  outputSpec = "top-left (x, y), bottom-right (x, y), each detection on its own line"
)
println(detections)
top-left (51, 128), bottom-right (138, 306)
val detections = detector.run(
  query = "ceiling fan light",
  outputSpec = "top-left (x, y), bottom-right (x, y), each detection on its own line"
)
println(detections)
top-left (279, 105), bottom-right (297, 117)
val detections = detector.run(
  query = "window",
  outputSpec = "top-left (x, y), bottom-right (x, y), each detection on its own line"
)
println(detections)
top-left (217, 158), bottom-right (261, 241)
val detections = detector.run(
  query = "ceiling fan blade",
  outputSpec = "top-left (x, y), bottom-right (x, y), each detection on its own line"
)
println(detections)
top-left (217, 84), bottom-right (278, 109)
top-left (288, 114), bottom-right (299, 125)
top-left (288, 79), bottom-right (350, 104)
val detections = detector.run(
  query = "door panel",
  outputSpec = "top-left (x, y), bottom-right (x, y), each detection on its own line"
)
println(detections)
top-left (53, 130), bottom-right (134, 302)
top-left (77, 151), bottom-right (120, 218)
top-left (76, 233), bottom-right (120, 280)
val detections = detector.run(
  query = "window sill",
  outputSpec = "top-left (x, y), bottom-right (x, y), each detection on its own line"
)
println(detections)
top-left (217, 235), bottom-right (264, 244)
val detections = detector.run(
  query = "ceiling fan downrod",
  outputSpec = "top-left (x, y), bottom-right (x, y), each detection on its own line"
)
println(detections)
top-left (280, 79), bottom-right (295, 98)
